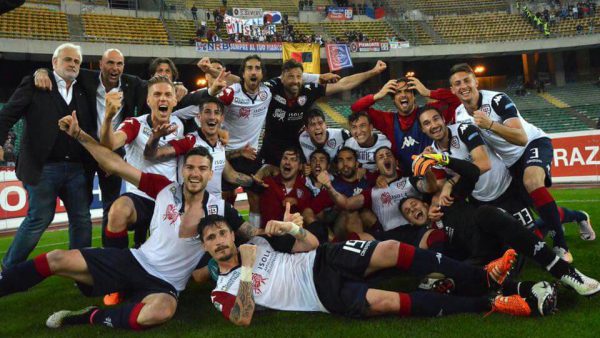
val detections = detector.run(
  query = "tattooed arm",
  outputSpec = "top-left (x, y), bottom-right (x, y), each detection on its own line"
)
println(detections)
top-left (235, 221), bottom-right (264, 242)
top-left (230, 244), bottom-right (256, 327)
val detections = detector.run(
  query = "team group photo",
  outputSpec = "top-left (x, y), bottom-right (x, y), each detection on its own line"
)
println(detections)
top-left (0, 0), bottom-right (599, 336)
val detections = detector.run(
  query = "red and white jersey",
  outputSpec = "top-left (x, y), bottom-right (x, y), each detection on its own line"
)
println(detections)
top-left (299, 128), bottom-right (350, 162)
top-left (217, 83), bottom-right (272, 151)
top-left (362, 177), bottom-right (420, 231)
top-left (169, 131), bottom-right (227, 195)
top-left (211, 236), bottom-right (327, 318)
top-left (131, 173), bottom-right (226, 292)
top-left (344, 133), bottom-right (392, 172)
top-left (117, 114), bottom-right (184, 200)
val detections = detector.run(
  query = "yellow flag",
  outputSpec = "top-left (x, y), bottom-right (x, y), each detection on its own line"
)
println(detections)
top-left (282, 43), bottom-right (321, 74)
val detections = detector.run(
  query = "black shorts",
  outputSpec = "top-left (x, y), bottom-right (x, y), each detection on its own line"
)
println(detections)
top-left (221, 156), bottom-right (264, 192)
top-left (313, 240), bottom-right (378, 318)
top-left (371, 225), bottom-right (428, 246)
top-left (78, 248), bottom-right (178, 302)
top-left (473, 180), bottom-right (536, 230)
top-left (121, 192), bottom-right (155, 232)
top-left (510, 137), bottom-right (553, 188)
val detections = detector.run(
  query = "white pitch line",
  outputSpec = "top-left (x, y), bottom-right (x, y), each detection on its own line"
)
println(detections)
top-left (0, 236), bottom-right (101, 255)
top-left (556, 199), bottom-right (600, 203)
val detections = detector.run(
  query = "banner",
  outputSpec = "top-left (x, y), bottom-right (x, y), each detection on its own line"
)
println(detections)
top-left (263, 11), bottom-right (282, 24)
top-left (325, 44), bottom-right (353, 71)
top-left (549, 130), bottom-right (600, 183)
top-left (282, 43), bottom-right (321, 74)
top-left (390, 41), bottom-right (410, 48)
top-left (196, 42), bottom-right (230, 52)
top-left (326, 7), bottom-right (353, 20)
top-left (229, 42), bottom-right (282, 52)
top-left (196, 42), bottom-right (283, 53)
top-left (349, 41), bottom-right (391, 52)
top-left (0, 169), bottom-right (110, 231)
top-left (232, 7), bottom-right (263, 19)
top-left (224, 15), bottom-right (276, 36)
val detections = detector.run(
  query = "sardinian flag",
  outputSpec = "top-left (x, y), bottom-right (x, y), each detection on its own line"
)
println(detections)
top-left (326, 44), bottom-right (353, 71)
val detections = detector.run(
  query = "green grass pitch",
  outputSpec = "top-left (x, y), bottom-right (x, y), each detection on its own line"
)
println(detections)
top-left (0, 188), bottom-right (599, 337)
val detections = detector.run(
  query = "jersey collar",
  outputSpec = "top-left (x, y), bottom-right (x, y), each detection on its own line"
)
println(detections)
top-left (178, 190), bottom-right (210, 214)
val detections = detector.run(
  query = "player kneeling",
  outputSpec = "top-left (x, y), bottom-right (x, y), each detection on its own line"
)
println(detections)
top-left (202, 207), bottom-right (557, 326)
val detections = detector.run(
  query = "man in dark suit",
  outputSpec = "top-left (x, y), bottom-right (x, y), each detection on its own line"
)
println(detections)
top-left (0, 43), bottom-right (94, 268)
top-left (33, 49), bottom-right (149, 247)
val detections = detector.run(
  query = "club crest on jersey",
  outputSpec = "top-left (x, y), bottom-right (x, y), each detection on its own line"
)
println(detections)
top-left (451, 136), bottom-right (460, 149)
top-left (298, 95), bottom-right (307, 106)
top-left (163, 204), bottom-right (179, 225)
top-left (273, 108), bottom-right (286, 122)
top-left (274, 94), bottom-right (286, 105)
top-left (239, 107), bottom-right (251, 119)
top-left (481, 104), bottom-right (491, 115)
top-left (142, 127), bottom-right (152, 137)
top-left (327, 139), bottom-right (337, 148)
top-left (395, 179), bottom-right (407, 189)
top-left (251, 273), bottom-right (268, 294)
top-left (207, 205), bottom-right (218, 215)
top-left (259, 91), bottom-right (268, 101)
top-left (380, 192), bottom-right (393, 205)
top-left (296, 189), bottom-right (304, 198)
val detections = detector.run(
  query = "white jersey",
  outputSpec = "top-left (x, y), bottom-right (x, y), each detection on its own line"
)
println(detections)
top-left (117, 114), bottom-right (184, 200)
top-left (362, 177), bottom-right (420, 231)
top-left (344, 133), bottom-right (392, 172)
top-left (431, 123), bottom-right (512, 202)
top-left (170, 131), bottom-right (227, 195)
top-left (304, 174), bottom-right (333, 197)
top-left (217, 82), bottom-right (272, 151)
top-left (454, 90), bottom-right (546, 166)
top-left (299, 128), bottom-right (350, 162)
top-left (131, 174), bottom-right (226, 292)
top-left (211, 236), bottom-right (327, 317)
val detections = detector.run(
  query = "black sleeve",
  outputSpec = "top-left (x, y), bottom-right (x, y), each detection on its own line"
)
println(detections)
top-left (490, 93), bottom-right (518, 122)
top-left (446, 157), bottom-right (480, 199)
top-left (0, 76), bottom-right (32, 144)
top-left (177, 90), bottom-right (207, 109)
top-left (265, 77), bottom-right (281, 88)
top-left (259, 234), bottom-right (296, 253)
top-left (456, 124), bottom-right (485, 152)
top-left (224, 202), bottom-right (245, 232)
top-left (311, 83), bottom-right (326, 99)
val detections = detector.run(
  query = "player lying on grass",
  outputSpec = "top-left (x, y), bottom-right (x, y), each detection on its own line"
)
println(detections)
top-left (400, 153), bottom-right (600, 296)
top-left (0, 112), bottom-right (258, 330)
top-left (202, 212), bottom-right (558, 327)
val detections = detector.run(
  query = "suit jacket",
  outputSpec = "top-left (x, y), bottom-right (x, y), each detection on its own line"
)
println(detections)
top-left (76, 68), bottom-right (149, 137)
top-left (0, 74), bottom-right (94, 185)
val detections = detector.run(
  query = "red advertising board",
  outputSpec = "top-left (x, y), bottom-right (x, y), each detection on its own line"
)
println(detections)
top-left (549, 130), bottom-right (600, 183)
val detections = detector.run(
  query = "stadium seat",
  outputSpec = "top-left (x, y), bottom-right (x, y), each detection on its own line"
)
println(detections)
top-left (0, 6), bottom-right (69, 41)
top-left (81, 14), bottom-right (169, 45)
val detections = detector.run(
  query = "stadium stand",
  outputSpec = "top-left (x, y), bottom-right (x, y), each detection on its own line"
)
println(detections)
top-left (166, 0), bottom-right (299, 15)
top-left (390, 0), bottom-right (508, 15)
top-left (27, 0), bottom-right (61, 5)
top-left (0, 6), bottom-right (69, 41)
top-left (322, 20), bottom-right (397, 42)
top-left (164, 19), bottom-right (228, 45)
top-left (430, 12), bottom-right (544, 44)
top-left (553, 14), bottom-right (600, 36)
top-left (81, 13), bottom-right (169, 44)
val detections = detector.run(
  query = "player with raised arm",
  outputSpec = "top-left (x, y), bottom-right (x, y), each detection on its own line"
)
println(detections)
top-left (203, 213), bottom-right (557, 326)
top-left (143, 96), bottom-right (266, 196)
top-left (449, 63), bottom-right (573, 262)
top-left (351, 76), bottom-right (460, 174)
top-left (0, 112), bottom-right (257, 330)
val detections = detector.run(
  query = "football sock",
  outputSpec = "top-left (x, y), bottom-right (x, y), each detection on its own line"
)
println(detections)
top-left (398, 291), bottom-right (490, 317)
top-left (530, 187), bottom-right (567, 249)
top-left (501, 281), bottom-right (535, 298)
top-left (103, 228), bottom-right (128, 249)
top-left (0, 253), bottom-right (52, 296)
top-left (90, 302), bottom-right (147, 330)
top-left (560, 207), bottom-right (588, 223)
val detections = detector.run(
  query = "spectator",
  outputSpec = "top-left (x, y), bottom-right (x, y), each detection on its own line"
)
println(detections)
top-left (206, 11), bottom-right (210, 21)
top-left (191, 4), bottom-right (198, 21)
top-left (576, 23), bottom-right (584, 34)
